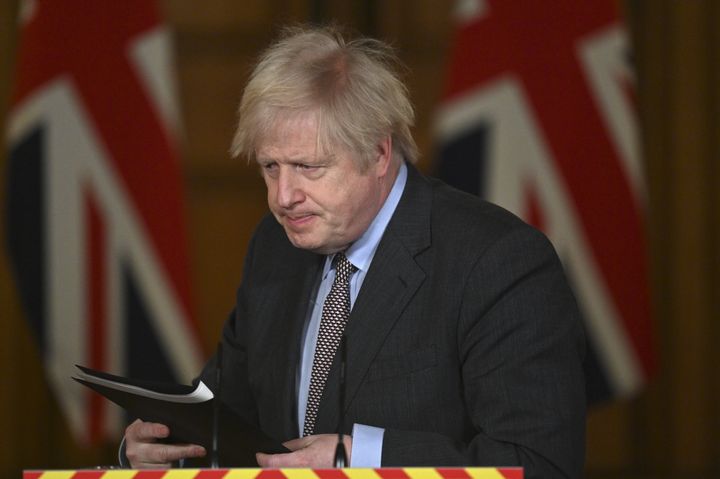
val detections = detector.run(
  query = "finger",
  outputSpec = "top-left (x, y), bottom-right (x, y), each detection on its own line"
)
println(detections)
top-left (128, 442), bottom-right (205, 468)
top-left (257, 451), bottom-right (309, 468)
top-left (138, 444), bottom-right (206, 464)
top-left (126, 420), bottom-right (169, 442)
top-left (256, 452), bottom-right (271, 467)
top-left (136, 460), bottom-right (172, 469)
top-left (283, 436), bottom-right (312, 451)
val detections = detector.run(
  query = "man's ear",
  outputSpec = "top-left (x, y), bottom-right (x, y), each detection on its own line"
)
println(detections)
top-left (375, 135), bottom-right (393, 177)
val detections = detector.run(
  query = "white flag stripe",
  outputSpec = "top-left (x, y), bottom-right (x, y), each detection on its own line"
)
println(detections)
top-left (579, 26), bottom-right (646, 206)
top-left (130, 27), bottom-right (183, 139)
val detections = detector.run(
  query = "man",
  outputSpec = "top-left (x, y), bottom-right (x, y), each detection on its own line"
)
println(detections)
top-left (124, 25), bottom-right (586, 478)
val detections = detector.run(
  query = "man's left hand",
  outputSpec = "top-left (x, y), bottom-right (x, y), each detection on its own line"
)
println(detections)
top-left (256, 434), bottom-right (352, 467)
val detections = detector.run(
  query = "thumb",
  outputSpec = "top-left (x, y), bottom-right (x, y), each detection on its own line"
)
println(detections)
top-left (256, 452), bottom-right (286, 467)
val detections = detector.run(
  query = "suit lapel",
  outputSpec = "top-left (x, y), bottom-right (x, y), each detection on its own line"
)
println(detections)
top-left (314, 164), bottom-right (433, 433)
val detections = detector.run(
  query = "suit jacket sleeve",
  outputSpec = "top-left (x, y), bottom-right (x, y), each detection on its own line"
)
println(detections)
top-left (380, 224), bottom-right (586, 479)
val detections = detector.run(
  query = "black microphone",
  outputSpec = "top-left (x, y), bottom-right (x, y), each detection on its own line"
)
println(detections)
top-left (333, 335), bottom-right (348, 468)
top-left (211, 342), bottom-right (223, 468)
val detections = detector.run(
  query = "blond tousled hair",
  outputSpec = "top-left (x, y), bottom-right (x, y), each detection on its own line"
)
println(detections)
top-left (230, 25), bottom-right (418, 170)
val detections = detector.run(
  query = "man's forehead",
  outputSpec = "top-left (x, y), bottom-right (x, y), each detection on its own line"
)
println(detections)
top-left (255, 113), bottom-right (343, 162)
top-left (257, 113), bottom-right (316, 147)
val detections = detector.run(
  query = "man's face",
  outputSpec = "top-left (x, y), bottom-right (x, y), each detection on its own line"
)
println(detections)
top-left (256, 114), bottom-right (392, 254)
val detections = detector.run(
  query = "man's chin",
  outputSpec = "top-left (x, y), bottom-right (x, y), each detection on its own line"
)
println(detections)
top-left (285, 231), bottom-right (320, 252)
top-left (284, 231), bottom-right (346, 255)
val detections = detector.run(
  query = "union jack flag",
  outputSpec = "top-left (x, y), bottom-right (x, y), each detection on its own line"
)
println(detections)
top-left (435, 0), bottom-right (656, 402)
top-left (5, 0), bottom-right (204, 443)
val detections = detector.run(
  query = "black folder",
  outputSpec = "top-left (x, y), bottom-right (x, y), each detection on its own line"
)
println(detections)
top-left (73, 365), bottom-right (288, 466)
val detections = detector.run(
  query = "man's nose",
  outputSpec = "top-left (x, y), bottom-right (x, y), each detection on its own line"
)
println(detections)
top-left (276, 169), bottom-right (304, 208)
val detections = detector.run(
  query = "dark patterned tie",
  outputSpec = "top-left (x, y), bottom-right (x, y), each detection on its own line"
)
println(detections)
top-left (303, 252), bottom-right (357, 437)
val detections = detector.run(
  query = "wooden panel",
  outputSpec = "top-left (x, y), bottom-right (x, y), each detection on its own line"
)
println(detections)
top-left (710, 2), bottom-right (720, 468)
top-left (665, 0), bottom-right (715, 469)
top-left (585, 402), bottom-right (636, 470)
top-left (375, 0), bottom-right (454, 174)
top-left (627, 0), bottom-right (718, 475)
top-left (187, 181), bottom-right (268, 353)
top-left (624, 0), bottom-right (675, 473)
top-left (178, 56), bottom-right (249, 167)
top-left (378, 0), bottom-right (454, 42)
top-left (161, 0), bottom-right (272, 32)
top-left (0, 2), bottom-right (34, 476)
top-left (406, 59), bottom-right (451, 173)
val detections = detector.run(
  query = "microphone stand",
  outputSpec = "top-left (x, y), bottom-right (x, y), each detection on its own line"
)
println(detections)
top-left (333, 335), bottom-right (348, 468)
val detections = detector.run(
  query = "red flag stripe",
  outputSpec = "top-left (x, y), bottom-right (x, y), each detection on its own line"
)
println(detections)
top-left (87, 192), bottom-right (107, 442)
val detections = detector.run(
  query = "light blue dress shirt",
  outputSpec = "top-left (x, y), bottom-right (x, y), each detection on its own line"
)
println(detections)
top-left (297, 162), bottom-right (408, 466)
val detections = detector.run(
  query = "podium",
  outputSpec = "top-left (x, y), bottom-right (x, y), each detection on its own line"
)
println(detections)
top-left (23, 468), bottom-right (523, 479)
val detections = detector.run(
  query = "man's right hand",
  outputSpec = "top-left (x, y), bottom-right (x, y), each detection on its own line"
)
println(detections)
top-left (124, 419), bottom-right (207, 468)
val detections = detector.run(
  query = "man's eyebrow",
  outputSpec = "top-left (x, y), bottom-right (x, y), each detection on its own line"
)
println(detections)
top-left (259, 154), bottom-right (336, 164)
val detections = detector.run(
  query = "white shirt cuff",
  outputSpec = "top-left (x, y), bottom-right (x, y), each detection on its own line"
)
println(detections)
top-left (350, 423), bottom-right (384, 467)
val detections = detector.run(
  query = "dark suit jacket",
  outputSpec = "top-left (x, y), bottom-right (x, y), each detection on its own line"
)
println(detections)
top-left (199, 163), bottom-right (586, 478)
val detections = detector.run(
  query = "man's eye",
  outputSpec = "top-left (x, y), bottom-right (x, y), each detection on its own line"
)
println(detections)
top-left (296, 164), bottom-right (325, 178)
top-left (260, 163), bottom-right (279, 177)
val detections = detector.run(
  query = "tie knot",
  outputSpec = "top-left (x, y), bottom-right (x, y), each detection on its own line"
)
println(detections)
top-left (333, 253), bottom-right (356, 283)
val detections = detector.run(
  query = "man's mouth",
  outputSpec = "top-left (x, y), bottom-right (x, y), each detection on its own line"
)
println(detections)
top-left (284, 213), bottom-right (315, 227)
